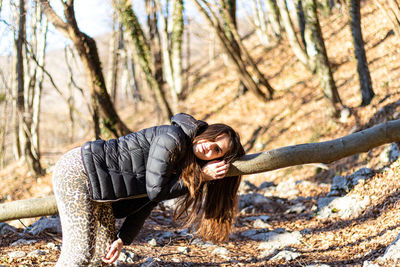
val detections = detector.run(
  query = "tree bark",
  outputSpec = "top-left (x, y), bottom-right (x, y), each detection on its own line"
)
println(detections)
top-left (13, 0), bottom-right (24, 161)
top-left (156, 0), bottom-right (178, 105)
top-left (250, 0), bottom-right (270, 47)
top-left (170, 0), bottom-right (184, 98)
top-left (221, 0), bottom-right (275, 97)
top-left (295, 0), bottom-right (307, 49)
top-left (25, 1), bottom-right (48, 176)
top-left (320, 0), bottom-right (333, 16)
top-left (348, 0), bottom-right (374, 106)
top-left (14, 0), bottom-right (44, 176)
top-left (0, 69), bottom-right (11, 169)
top-left (40, 0), bottom-right (130, 138)
top-left (2, 118), bottom-right (400, 222)
top-left (265, 0), bottom-right (281, 37)
top-left (106, 12), bottom-right (122, 103)
top-left (194, 0), bottom-right (273, 101)
top-left (0, 197), bottom-right (58, 222)
top-left (116, 0), bottom-right (173, 120)
top-left (146, 0), bottom-right (164, 98)
top-left (277, 0), bottom-right (311, 68)
top-left (303, 0), bottom-right (342, 113)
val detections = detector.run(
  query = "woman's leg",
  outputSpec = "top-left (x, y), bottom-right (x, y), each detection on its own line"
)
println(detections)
top-left (52, 147), bottom-right (106, 266)
top-left (91, 202), bottom-right (116, 265)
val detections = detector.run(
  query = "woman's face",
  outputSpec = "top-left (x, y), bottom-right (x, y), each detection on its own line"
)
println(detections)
top-left (193, 133), bottom-right (231, 161)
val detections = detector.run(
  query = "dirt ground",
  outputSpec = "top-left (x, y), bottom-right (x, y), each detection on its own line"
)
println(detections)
top-left (1, 1), bottom-right (400, 266)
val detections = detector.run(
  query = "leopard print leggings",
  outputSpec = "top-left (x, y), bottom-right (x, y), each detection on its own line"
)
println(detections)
top-left (52, 147), bottom-right (116, 266)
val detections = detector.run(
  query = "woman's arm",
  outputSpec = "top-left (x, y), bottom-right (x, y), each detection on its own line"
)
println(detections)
top-left (145, 132), bottom-right (184, 202)
top-left (116, 201), bottom-right (157, 244)
top-left (103, 201), bottom-right (157, 264)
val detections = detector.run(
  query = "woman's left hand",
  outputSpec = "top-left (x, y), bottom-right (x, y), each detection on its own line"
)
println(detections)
top-left (202, 160), bottom-right (230, 181)
top-left (102, 238), bottom-right (123, 264)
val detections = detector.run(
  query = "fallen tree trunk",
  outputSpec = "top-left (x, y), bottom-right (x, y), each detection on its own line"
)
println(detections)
top-left (1, 119), bottom-right (399, 222)
top-left (0, 197), bottom-right (58, 222)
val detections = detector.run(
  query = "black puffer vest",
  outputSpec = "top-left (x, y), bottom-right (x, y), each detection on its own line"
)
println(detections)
top-left (81, 113), bottom-right (207, 202)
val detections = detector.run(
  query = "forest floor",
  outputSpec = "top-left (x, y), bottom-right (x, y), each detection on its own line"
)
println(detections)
top-left (2, 1), bottom-right (400, 266)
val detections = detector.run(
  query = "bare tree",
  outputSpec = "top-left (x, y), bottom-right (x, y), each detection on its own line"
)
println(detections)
top-left (303, 0), bottom-right (343, 114)
top-left (248, 0), bottom-right (271, 46)
top-left (116, 0), bottom-right (173, 120)
top-left (39, 0), bottom-right (130, 138)
top-left (193, 0), bottom-right (274, 101)
top-left (120, 40), bottom-right (141, 104)
top-left (13, 0), bottom-right (44, 176)
top-left (156, 0), bottom-right (184, 104)
top-left (277, 0), bottom-right (310, 68)
top-left (0, 68), bottom-right (11, 169)
top-left (106, 11), bottom-right (123, 104)
top-left (294, 0), bottom-right (307, 48)
top-left (265, 0), bottom-right (281, 38)
top-left (26, 1), bottom-right (49, 173)
top-left (348, 0), bottom-right (374, 106)
top-left (170, 0), bottom-right (184, 99)
top-left (277, 0), bottom-right (342, 113)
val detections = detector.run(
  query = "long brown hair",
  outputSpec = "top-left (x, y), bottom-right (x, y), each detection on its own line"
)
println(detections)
top-left (174, 124), bottom-right (245, 242)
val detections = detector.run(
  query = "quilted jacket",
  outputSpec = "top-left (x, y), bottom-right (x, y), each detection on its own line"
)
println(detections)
top-left (81, 113), bottom-right (207, 244)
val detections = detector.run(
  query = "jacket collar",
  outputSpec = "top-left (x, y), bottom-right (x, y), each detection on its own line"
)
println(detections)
top-left (171, 113), bottom-right (208, 139)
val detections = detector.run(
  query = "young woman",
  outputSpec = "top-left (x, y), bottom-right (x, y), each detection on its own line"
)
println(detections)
top-left (52, 113), bottom-right (245, 266)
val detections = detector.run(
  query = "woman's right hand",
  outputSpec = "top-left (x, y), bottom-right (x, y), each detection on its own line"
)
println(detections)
top-left (201, 160), bottom-right (230, 181)
top-left (102, 238), bottom-right (124, 264)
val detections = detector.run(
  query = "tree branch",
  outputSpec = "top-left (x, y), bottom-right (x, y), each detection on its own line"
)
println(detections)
top-left (39, 0), bottom-right (69, 38)
top-left (1, 119), bottom-right (400, 222)
top-left (227, 119), bottom-right (400, 176)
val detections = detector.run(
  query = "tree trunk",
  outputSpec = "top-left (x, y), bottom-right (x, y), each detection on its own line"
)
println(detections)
top-left (277, 0), bottom-right (311, 68)
top-left (170, 0), bottom-right (184, 98)
top-left (0, 97), bottom-right (7, 168)
top-left (250, 0), bottom-right (270, 47)
top-left (184, 17), bottom-right (191, 95)
top-left (27, 1), bottom-right (48, 176)
top-left (295, 0), bottom-right (307, 48)
top-left (2, 118), bottom-right (400, 221)
top-left (220, 0), bottom-right (250, 94)
top-left (146, 0), bottom-right (164, 98)
top-left (13, 0), bottom-right (24, 162)
top-left (220, 0), bottom-right (275, 98)
top-left (303, 0), bottom-right (342, 113)
top-left (320, 0), bottom-right (333, 16)
top-left (64, 46), bottom-right (76, 143)
top-left (348, 0), bottom-right (374, 106)
top-left (14, 0), bottom-right (44, 176)
top-left (116, 0), bottom-right (173, 120)
top-left (106, 12), bottom-right (122, 103)
top-left (156, 0), bottom-right (178, 105)
top-left (0, 69), bottom-right (11, 169)
top-left (40, 0), bottom-right (130, 138)
top-left (265, 0), bottom-right (281, 38)
top-left (194, 0), bottom-right (273, 101)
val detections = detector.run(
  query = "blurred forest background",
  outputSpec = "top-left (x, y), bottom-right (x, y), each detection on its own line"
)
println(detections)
top-left (1, 0), bottom-right (398, 178)
top-left (1, 0), bottom-right (400, 265)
